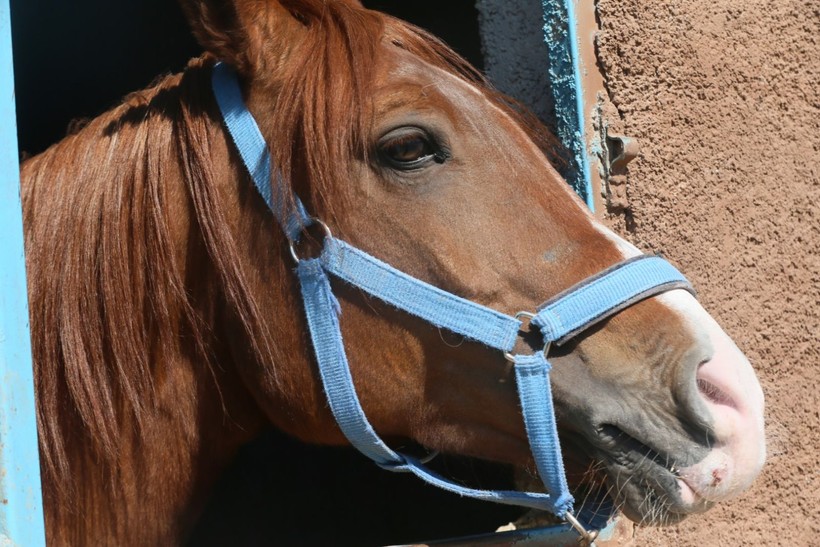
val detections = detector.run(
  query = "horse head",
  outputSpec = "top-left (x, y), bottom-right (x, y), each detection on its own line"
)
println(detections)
top-left (176, 0), bottom-right (765, 527)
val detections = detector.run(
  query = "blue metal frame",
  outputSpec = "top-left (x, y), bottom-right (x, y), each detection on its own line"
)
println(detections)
top-left (0, 0), bottom-right (47, 544)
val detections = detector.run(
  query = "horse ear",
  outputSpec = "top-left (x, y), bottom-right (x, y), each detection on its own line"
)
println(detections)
top-left (178, 0), bottom-right (306, 74)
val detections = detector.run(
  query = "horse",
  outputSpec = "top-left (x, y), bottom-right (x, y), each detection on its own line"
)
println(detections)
top-left (19, 0), bottom-right (766, 544)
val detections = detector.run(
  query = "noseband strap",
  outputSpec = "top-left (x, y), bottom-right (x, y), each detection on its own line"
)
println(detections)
top-left (211, 62), bottom-right (694, 532)
top-left (533, 255), bottom-right (693, 346)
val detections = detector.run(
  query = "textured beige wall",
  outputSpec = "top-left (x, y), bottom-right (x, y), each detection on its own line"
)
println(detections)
top-left (595, 1), bottom-right (819, 544)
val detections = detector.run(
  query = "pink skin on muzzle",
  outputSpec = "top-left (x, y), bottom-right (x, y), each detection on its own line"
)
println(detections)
top-left (668, 293), bottom-right (766, 506)
top-left (600, 224), bottom-right (766, 508)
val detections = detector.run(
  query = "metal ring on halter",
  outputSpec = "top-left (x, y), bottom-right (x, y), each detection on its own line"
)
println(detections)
top-left (564, 511), bottom-right (599, 546)
top-left (504, 311), bottom-right (550, 362)
top-left (288, 217), bottom-right (333, 264)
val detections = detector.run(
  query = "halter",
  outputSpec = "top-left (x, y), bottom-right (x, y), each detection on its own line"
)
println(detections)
top-left (211, 62), bottom-right (693, 543)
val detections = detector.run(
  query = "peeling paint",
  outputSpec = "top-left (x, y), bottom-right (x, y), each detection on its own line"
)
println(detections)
top-left (541, 0), bottom-right (594, 209)
top-left (476, 0), bottom-right (596, 210)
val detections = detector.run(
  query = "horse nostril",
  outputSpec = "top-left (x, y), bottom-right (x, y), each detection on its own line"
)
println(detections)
top-left (696, 377), bottom-right (736, 409)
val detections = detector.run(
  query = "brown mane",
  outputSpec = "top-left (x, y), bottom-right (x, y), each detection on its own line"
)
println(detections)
top-left (21, 1), bottom-right (562, 507)
top-left (24, 62), bottom-right (222, 496)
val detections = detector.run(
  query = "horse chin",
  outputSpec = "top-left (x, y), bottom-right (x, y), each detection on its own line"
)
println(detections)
top-left (604, 460), bottom-right (715, 526)
top-left (568, 426), bottom-right (718, 527)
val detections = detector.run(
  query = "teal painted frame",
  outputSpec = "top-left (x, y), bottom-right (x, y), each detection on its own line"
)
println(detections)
top-left (542, 0), bottom-right (596, 211)
top-left (0, 0), bottom-right (47, 544)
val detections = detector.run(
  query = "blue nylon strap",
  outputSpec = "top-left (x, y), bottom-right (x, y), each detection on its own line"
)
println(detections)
top-left (296, 258), bottom-right (402, 466)
top-left (391, 454), bottom-right (561, 512)
top-left (534, 255), bottom-right (693, 344)
top-left (297, 257), bottom-right (563, 512)
top-left (320, 238), bottom-right (522, 352)
top-left (211, 62), bottom-right (311, 241)
top-left (513, 353), bottom-right (573, 517)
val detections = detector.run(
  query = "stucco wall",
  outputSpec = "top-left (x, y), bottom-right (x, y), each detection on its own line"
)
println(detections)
top-left (594, 1), bottom-right (819, 544)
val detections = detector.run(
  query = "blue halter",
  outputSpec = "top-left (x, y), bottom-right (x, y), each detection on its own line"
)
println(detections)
top-left (211, 62), bottom-right (693, 540)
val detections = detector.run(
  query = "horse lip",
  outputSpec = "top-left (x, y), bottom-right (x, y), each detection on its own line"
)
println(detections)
top-left (588, 424), bottom-right (715, 519)
top-left (610, 462), bottom-right (714, 522)
top-left (593, 423), bottom-right (679, 471)
top-left (676, 475), bottom-right (705, 507)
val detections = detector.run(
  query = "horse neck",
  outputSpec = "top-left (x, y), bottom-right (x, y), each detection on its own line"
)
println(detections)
top-left (20, 65), bottom-right (269, 544)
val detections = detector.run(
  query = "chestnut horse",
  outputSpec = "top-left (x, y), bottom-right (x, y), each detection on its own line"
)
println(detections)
top-left (20, 0), bottom-right (765, 544)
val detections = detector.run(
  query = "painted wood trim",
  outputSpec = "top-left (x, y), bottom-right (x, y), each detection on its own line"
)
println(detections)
top-left (0, 0), bottom-right (47, 543)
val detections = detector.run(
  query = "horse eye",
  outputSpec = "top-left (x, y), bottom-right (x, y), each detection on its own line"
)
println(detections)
top-left (378, 128), bottom-right (443, 170)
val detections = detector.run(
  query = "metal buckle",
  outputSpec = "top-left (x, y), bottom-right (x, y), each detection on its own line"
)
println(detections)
top-left (503, 311), bottom-right (551, 362)
top-left (288, 217), bottom-right (333, 264)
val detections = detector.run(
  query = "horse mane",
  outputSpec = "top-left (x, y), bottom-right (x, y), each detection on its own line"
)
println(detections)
top-left (23, 62), bottom-right (226, 497)
top-left (20, 1), bottom-right (563, 501)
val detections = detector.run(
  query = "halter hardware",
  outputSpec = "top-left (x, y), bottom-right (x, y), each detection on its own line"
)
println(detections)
top-left (211, 61), bottom-right (694, 543)
top-left (288, 217), bottom-right (332, 264)
top-left (565, 511), bottom-right (600, 546)
top-left (503, 311), bottom-right (552, 363)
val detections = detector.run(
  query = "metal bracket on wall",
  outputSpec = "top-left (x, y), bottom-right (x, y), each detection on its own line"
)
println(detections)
top-left (602, 131), bottom-right (640, 212)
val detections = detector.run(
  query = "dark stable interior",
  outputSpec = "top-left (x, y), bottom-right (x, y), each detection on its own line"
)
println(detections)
top-left (11, 1), bottom-right (526, 544)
